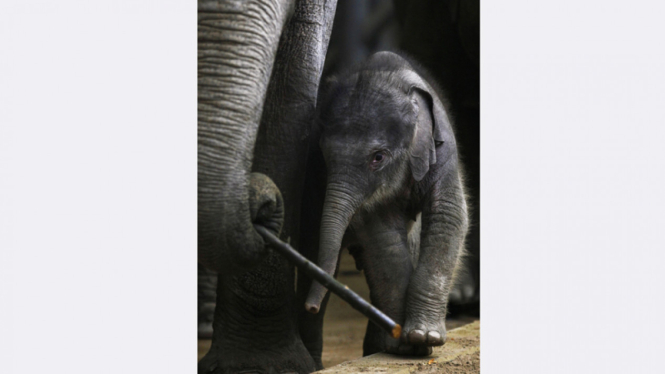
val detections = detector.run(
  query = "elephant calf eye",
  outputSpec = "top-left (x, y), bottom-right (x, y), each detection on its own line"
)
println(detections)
top-left (371, 152), bottom-right (384, 167)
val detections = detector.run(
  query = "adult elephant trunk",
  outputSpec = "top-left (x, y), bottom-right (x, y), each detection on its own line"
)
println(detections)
top-left (305, 181), bottom-right (363, 313)
top-left (198, 0), bottom-right (294, 273)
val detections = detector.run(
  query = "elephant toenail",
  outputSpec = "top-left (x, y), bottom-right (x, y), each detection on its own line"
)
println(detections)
top-left (427, 331), bottom-right (443, 346)
top-left (408, 329), bottom-right (426, 345)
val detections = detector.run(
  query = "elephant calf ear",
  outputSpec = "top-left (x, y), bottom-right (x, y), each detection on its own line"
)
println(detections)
top-left (403, 70), bottom-right (452, 182)
top-left (409, 90), bottom-right (436, 181)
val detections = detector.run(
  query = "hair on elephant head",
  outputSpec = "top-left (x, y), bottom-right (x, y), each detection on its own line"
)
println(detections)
top-left (306, 51), bottom-right (469, 356)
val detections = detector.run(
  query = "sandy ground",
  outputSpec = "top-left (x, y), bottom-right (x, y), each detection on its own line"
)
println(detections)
top-left (198, 251), bottom-right (478, 369)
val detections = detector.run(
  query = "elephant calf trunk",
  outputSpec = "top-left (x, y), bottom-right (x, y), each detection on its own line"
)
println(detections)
top-left (305, 185), bottom-right (360, 313)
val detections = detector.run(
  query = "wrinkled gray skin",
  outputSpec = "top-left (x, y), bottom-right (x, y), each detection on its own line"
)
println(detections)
top-left (305, 51), bottom-right (469, 356)
top-left (198, 0), bottom-right (337, 373)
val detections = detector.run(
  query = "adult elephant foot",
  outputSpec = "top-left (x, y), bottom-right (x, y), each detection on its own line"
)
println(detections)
top-left (198, 252), bottom-right (316, 374)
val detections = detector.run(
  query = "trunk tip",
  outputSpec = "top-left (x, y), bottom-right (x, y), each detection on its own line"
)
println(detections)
top-left (305, 302), bottom-right (320, 314)
top-left (305, 284), bottom-right (326, 314)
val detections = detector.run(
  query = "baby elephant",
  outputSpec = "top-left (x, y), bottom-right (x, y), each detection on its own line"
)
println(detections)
top-left (305, 51), bottom-right (469, 356)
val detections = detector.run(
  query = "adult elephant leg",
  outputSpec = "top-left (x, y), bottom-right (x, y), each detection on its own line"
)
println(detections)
top-left (198, 0), bottom-right (311, 373)
top-left (251, 0), bottom-right (339, 370)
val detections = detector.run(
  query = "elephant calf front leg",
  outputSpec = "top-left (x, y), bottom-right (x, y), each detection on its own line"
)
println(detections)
top-left (402, 265), bottom-right (450, 351)
top-left (402, 192), bottom-right (468, 353)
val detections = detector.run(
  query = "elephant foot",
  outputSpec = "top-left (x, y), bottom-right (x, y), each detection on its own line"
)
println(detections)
top-left (198, 340), bottom-right (315, 374)
top-left (398, 294), bottom-right (448, 355)
top-left (397, 312), bottom-right (446, 356)
top-left (362, 319), bottom-right (432, 357)
top-left (202, 253), bottom-right (316, 374)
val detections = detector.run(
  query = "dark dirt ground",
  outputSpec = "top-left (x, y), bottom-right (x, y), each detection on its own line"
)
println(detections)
top-left (198, 250), bottom-right (479, 369)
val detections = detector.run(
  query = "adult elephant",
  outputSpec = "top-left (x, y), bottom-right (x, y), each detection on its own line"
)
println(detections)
top-left (198, 0), bottom-right (338, 373)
